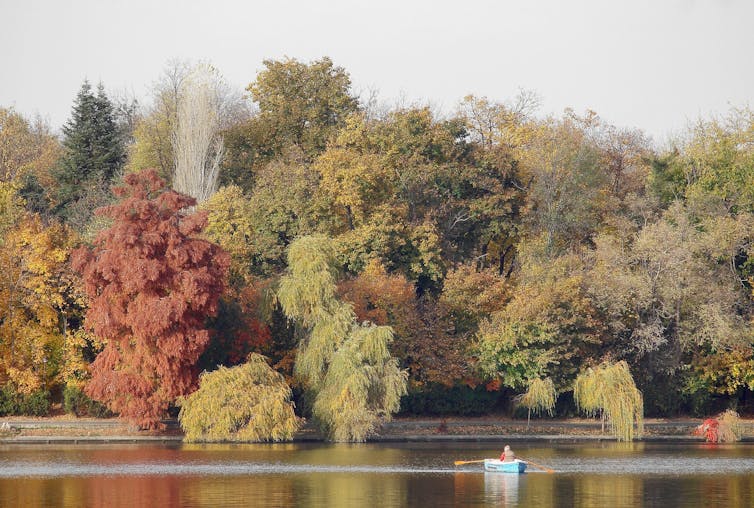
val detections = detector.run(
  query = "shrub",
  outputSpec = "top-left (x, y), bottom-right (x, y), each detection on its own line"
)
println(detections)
top-left (0, 385), bottom-right (51, 416)
top-left (20, 390), bottom-right (51, 416)
top-left (63, 385), bottom-right (111, 418)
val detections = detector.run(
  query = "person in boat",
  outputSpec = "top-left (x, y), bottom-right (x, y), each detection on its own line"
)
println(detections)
top-left (500, 445), bottom-right (515, 462)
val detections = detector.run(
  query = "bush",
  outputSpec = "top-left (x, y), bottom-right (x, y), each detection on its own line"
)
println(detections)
top-left (20, 390), bottom-right (51, 416)
top-left (0, 385), bottom-right (22, 416)
top-left (63, 385), bottom-right (111, 417)
top-left (0, 385), bottom-right (51, 416)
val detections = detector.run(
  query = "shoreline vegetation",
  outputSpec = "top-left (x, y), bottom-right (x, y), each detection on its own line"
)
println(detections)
top-left (2, 56), bottom-right (754, 444)
top-left (2, 416), bottom-right (753, 443)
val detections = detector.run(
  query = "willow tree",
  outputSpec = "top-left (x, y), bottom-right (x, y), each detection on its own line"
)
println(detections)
top-left (178, 353), bottom-right (301, 442)
top-left (518, 377), bottom-right (557, 430)
top-left (277, 235), bottom-right (407, 442)
top-left (574, 361), bottom-right (644, 441)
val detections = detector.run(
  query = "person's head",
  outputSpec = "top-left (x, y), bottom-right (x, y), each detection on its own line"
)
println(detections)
top-left (504, 445), bottom-right (510, 451)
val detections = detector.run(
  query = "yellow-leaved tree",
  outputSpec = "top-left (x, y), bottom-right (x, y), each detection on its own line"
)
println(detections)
top-left (574, 361), bottom-right (644, 442)
top-left (0, 214), bottom-right (79, 394)
top-left (278, 235), bottom-right (408, 442)
top-left (178, 353), bottom-right (301, 442)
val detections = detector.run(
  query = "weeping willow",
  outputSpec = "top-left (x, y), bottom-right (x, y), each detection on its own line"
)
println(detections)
top-left (574, 361), bottom-right (644, 442)
top-left (177, 353), bottom-right (301, 442)
top-left (278, 235), bottom-right (408, 442)
top-left (518, 377), bottom-right (557, 429)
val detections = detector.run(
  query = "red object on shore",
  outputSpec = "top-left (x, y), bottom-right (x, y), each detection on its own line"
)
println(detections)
top-left (694, 418), bottom-right (720, 443)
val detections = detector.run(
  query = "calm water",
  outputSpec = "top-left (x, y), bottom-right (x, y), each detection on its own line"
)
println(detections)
top-left (1, 441), bottom-right (754, 507)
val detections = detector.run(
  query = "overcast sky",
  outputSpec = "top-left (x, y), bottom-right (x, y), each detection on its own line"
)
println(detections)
top-left (1, 0), bottom-right (752, 142)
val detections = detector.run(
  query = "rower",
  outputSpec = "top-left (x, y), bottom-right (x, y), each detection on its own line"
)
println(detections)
top-left (500, 445), bottom-right (515, 462)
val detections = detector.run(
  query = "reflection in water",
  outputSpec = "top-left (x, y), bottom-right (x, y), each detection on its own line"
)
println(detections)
top-left (2, 442), bottom-right (754, 507)
top-left (573, 474), bottom-right (643, 508)
top-left (483, 471), bottom-right (520, 505)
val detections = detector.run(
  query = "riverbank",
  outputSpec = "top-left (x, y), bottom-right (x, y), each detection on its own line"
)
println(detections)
top-left (3, 415), bottom-right (753, 444)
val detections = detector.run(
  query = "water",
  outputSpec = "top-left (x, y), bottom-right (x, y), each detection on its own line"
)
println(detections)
top-left (1, 441), bottom-right (753, 507)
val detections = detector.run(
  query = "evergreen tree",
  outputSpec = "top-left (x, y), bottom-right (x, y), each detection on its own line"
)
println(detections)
top-left (53, 81), bottom-right (125, 224)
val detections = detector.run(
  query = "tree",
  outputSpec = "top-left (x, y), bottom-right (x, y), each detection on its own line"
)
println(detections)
top-left (277, 235), bottom-right (407, 441)
top-left (517, 377), bottom-right (556, 429)
top-left (54, 82), bottom-right (125, 220)
top-left (248, 57), bottom-right (359, 158)
top-left (475, 238), bottom-right (604, 389)
top-left (0, 108), bottom-right (61, 215)
top-left (172, 64), bottom-right (230, 205)
top-left (178, 353), bottom-right (301, 442)
top-left (574, 361), bottom-right (644, 441)
top-left (0, 215), bottom-right (80, 394)
top-left (71, 169), bottom-right (229, 428)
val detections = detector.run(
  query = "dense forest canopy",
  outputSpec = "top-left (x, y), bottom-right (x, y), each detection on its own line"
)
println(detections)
top-left (1, 57), bottom-right (752, 436)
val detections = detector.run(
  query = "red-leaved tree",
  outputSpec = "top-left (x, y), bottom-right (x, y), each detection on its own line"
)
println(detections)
top-left (72, 169), bottom-right (229, 428)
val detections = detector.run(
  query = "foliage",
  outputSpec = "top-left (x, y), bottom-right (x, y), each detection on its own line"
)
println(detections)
top-left (53, 81), bottom-right (125, 222)
top-left (248, 57), bottom-right (359, 158)
top-left (0, 384), bottom-right (51, 416)
top-left (574, 361), bottom-right (644, 442)
top-left (475, 241), bottom-right (603, 389)
top-left (0, 107), bottom-right (61, 210)
top-left (71, 169), bottom-right (229, 428)
top-left (399, 383), bottom-right (509, 416)
top-left (278, 235), bottom-right (407, 441)
top-left (0, 215), bottom-right (79, 394)
top-left (518, 377), bottom-right (557, 417)
top-left (63, 384), bottom-right (111, 417)
top-left (178, 353), bottom-right (301, 442)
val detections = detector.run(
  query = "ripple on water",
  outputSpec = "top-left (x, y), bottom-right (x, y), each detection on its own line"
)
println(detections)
top-left (3, 456), bottom-right (754, 478)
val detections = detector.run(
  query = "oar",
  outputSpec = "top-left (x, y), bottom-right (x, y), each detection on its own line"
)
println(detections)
top-left (519, 457), bottom-right (555, 473)
top-left (454, 459), bottom-right (487, 466)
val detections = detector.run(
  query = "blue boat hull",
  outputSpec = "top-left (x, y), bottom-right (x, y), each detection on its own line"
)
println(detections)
top-left (483, 459), bottom-right (527, 473)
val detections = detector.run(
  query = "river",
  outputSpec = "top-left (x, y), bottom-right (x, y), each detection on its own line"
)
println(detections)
top-left (1, 441), bottom-right (753, 507)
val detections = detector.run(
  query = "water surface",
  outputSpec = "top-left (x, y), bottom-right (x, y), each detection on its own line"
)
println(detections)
top-left (1, 441), bottom-right (753, 507)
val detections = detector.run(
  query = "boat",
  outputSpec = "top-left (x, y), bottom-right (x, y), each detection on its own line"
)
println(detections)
top-left (483, 458), bottom-right (527, 473)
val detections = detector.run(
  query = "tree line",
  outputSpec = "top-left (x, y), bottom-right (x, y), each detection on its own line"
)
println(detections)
top-left (0, 57), bottom-right (752, 440)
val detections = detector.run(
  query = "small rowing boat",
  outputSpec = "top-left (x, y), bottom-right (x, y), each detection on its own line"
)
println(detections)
top-left (483, 459), bottom-right (527, 473)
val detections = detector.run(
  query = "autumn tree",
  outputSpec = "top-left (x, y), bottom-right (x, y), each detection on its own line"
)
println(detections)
top-left (475, 238), bottom-right (604, 389)
top-left (0, 216), bottom-right (80, 394)
top-left (248, 57), bottom-right (359, 158)
top-left (278, 235), bottom-right (407, 441)
top-left (172, 64), bottom-right (236, 205)
top-left (574, 361), bottom-right (644, 441)
top-left (178, 353), bottom-right (301, 442)
top-left (71, 169), bottom-right (229, 428)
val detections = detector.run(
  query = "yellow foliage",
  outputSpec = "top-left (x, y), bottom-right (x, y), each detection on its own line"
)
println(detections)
top-left (178, 353), bottom-right (301, 442)
top-left (0, 215), bottom-right (79, 391)
top-left (519, 377), bottom-right (557, 416)
top-left (574, 361), bottom-right (644, 442)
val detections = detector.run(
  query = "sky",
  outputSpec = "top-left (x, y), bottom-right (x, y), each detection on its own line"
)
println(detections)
top-left (1, 0), bottom-right (752, 143)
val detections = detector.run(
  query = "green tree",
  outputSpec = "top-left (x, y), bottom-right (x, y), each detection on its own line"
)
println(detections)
top-left (277, 235), bottom-right (407, 442)
top-left (53, 81), bottom-right (125, 224)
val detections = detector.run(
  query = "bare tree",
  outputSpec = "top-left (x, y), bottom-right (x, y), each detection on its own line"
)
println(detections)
top-left (172, 64), bottom-right (227, 204)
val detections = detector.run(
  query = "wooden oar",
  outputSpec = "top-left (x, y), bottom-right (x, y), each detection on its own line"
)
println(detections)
top-left (519, 457), bottom-right (555, 473)
top-left (454, 459), bottom-right (487, 466)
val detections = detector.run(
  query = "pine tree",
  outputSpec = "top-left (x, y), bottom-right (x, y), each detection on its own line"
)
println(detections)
top-left (53, 81), bottom-right (125, 224)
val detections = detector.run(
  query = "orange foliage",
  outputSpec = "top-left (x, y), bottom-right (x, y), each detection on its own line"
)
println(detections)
top-left (71, 169), bottom-right (229, 428)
